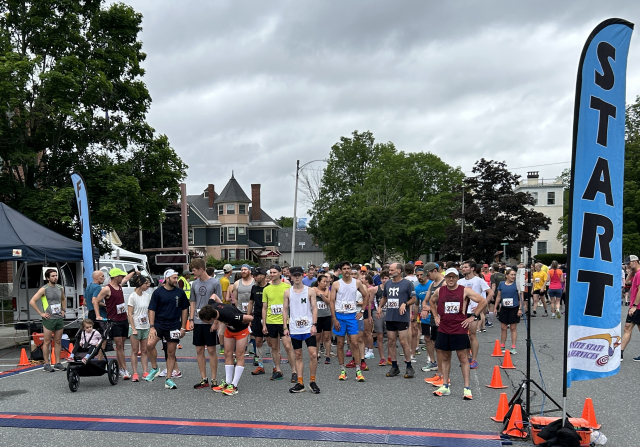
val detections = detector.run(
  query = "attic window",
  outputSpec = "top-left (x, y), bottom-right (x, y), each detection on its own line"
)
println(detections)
top-left (203, 190), bottom-right (208, 198)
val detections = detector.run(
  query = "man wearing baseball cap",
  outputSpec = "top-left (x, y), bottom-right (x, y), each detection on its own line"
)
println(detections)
top-left (621, 255), bottom-right (640, 361)
top-left (94, 267), bottom-right (138, 379)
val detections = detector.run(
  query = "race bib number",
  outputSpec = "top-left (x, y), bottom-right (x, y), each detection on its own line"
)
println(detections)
top-left (535, 278), bottom-right (540, 283)
top-left (342, 302), bottom-right (355, 311)
top-left (116, 303), bottom-right (126, 314)
top-left (135, 315), bottom-right (148, 326)
top-left (169, 329), bottom-right (181, 340)
top-left (294, 317), bottom-right (309, 329)
top-left (317, 301), bottom-right (327, 310)
top-left (50, 304), bottom-right (61, 314)
top-left (387, 298), bottom-right (399, 309)
top-left (242, 302), bottom-right (248, 313)
top-left (503, 298), bottom-right (514, 307)
top-left (445, 302), bottom-right (460, 314)
top-left (270, 304), bottom-right (283, 315)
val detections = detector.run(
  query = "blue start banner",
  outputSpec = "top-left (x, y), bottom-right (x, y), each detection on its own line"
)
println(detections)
top-left (565, 19), bottom-right (633, 388)
top-left (71, 172), bottom-right (96, 291)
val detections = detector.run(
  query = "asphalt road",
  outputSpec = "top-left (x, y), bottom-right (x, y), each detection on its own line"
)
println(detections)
top-left (0, 308), bottom-right (634, 446)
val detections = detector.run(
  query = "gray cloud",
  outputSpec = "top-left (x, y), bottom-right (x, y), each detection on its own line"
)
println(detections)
top-left (126, 0), bottom-right (640, 219)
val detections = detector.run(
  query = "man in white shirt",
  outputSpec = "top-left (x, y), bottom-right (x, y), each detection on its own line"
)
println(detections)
top-left (458, 260), bottom-right (492, 369)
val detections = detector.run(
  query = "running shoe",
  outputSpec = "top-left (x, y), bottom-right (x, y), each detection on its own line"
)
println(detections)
top-left (223, 385), bottom-right (238, 395)
top-left (425, 373), bottom-right (441, 383)
top-left (510, 347), bottom-right (517, 355)
top-left (146, 367), bottom-right (159, 382)
top-left (194, 378), bottom-right (209, 389)
top-left (131, 373), bottom-right (139, 382)
top-left (43, 364), bottom-right (54, 373)
top-left (142, 372), bottom-right (149, 379)
top-left (158, 368), bottom-right (168, 377)
top-left (53, 363), bottom-right (66, 371)
top-left (251, 367), bottom-right (265, 375)
top-left (338, 369), bottom-right (347, 381)
top-left (551, 313), bottom-right (556, 319)
top-left (386, 366), bottom-right (400, 377)
top-left (414, 349), bottom-right (421, 356)
top-left (482, 328), bottom-right (487, 332)
top-left (164, 379), bottom-right (177, 389)
top-left (345, 359), bottom-right (356, 368)
top-left (210, 379), bottom-right (218, 389)
top-left (356, 370), bottom-right (365, 382)
top-left (404, 366), bottom-right (415, 378)
top-left (346, 350), bottom-right (352, 357)
top-left (532, 310), bottom-right (537, 316)
top-left (291, 372), bottom-right (298, 383)
top-left (485, 321), bottom-right (493, 327)
top-left (469, 360), bottom-right (478, 369)
top-left (309, 381), bottom-right (321, 394)
top-left (119, 368), bottom-right (127, 378)
top-left (556, 310), bottom-right (561, 319)
top-left (421, 345), bottom-right (427, 351)
top-left (463, 387), bottom-right (473, 400)
top-left (364, 350), bottom-right (375, 359)
top-left (171, 370), bottom-right (182, 379)
top-left (542, 312), bottom-right (548, 317)
top-left (271, 370), bottom-right (283, 381)
top-left (431, 377), bottom-right (448, 387)
top-left (410, 355), bottom-right (417, 363)
top-left (219, 348), bottom-right (224, 355)
top-left (360, 361), bottom-right (369, 371)
top-left (212, 380), bottom-right (228, 392)
top-left (378, 359), bottom-right (386, 366)
top-left (633, 355), bottom-right (640, 362)
top-left (177, 344), bottom-right (182, 349)
top-left (433, 385), bottom-right (450, 396)
top-left (386, 357), bottom-right (392, 365)
top-left (421, 362), bottom-right (436, 372)
top-left (289, 383), bottom-right (306, 393)
top-left (325, 358), bottom-right (331, 364)
top-left (500, 344), bottom-right (506, 351)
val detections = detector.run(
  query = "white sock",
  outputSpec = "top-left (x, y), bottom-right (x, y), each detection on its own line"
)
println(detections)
top-left (232, 366), bottom-right (244, 386)
top-left (225, 365), bottom-right (234, 384)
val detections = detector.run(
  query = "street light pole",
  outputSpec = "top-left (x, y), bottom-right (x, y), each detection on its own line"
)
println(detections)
top-left (460, 184), bottom-right (465, 262)
top-left (291, 160), bottom-right (300, 267)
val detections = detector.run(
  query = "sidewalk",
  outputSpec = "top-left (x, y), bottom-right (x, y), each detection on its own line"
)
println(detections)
top-left (0, 325), bottom-right (30, 350)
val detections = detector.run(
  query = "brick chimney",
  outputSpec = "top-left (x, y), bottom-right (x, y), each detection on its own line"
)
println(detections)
top-left (208, 184), bottom-right (215, 209)
top-left (251, 184), bottom-right (261, 221)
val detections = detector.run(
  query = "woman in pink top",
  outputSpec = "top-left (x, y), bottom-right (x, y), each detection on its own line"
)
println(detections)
top-left (547, 261), bottom-right (564, 318)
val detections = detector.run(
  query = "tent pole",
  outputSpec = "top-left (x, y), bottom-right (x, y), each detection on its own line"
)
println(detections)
top-left (25, 261), bottom-right (32, 360)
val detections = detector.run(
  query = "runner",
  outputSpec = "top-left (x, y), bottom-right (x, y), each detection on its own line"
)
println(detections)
top-left (303, 266), bottom-right (316, 287)
top-left (219, 263), bottom-right (233, 353)
top-left (262, 265), bottom-right (297, 382)
top-left (283, 267), bottom-right (320, 393)
top-left (127, 275), bottom-right (151, 382)
top-left (228, 264), bottom-right (255, 358)
top-left (95, 267), bottom-right (138, 379)
top-left (85, 270), bottom-right (106, 323)
top-left (145, 269), bottom-right (189, 389)
top-left (189, 258), bottom-right (222, 390)
top-left (415, 267), bottom-right (436, 372)
top-left (532, 263), bottom-right (549, 317)
top-left (488, 263), bottom-right (505, 327)
top-left (495, 268), bottom-right (522, 354)
top-left (330, 261), bottom-right (370, 382)
top-left (458, 260), bottom-right (492, 369)
top-left (405, 263), bottom-right (420, 363)
top-left (363, 275), bottom-right (377, 361)
top-left (621, 255), bottom-right (640, 361)
top-left (422, 263), bottom-right (445, 384)
top-left (248, 267), bottom-right (268, 375)
top-left (373, 271), bottom-right (389, 365)
top-left (314, 273), bottom-right (333, 365)
top-left (547, 261), bottom-right (564, 319)
top-left (199, 302), bottom-right (253, 395)
top-left (29, 269), bottom-right (67, 372)
top-left (430, 268), bottom-right (486, 400)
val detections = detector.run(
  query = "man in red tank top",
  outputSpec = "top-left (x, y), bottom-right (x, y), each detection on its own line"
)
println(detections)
top-left (429, 268), bottom-right (486, 400)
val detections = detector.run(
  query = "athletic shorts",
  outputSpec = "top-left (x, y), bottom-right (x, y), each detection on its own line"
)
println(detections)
top-left (421, 323), bottom-right (431, 337)
top-left (192, 324), bottom-right (218, 346)
top-left (250, 317), bottom-right (264, 338)
top-left (110, 320), bottom-right (129, 339)
top-left (316, 315), bottom-right (332, 333)
top-left (548, 288), bottom-right (563, 298)
top-left (291, 333), bottom-right (317, 350)
top-left (225, 327), bottom-right (250, 340)
top-left (385, 320), bottom-right (409, 332)
top-left (430, 326), bottom-right (438, 342)
top-left (533, 290), bottom-right (543, 296)
top-left (435, 332), bottom-right (470, 352)
top-left (333, 312), bottom-right (359, 337)
top-left (42, 318), bottom-right (64, 332)
top-left (266, 323), bottom-right (285, 339)
top-left (128, 327), bottom-right (150, 340)
top-left (373, 311), bottom-right (385, 334)
top-left (625, 310), bottom-right (640, 325)
top-left (155, 327), bottom-right (180, 344)
top-left (498, 307), bottom-right (521, 325)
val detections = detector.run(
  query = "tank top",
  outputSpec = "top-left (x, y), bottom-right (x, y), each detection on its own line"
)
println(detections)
top-left (437, 285), bottom-right (467, 335)
top-left (315, 287), bottom-right (331, 317)
top-left (548, 269), bottom-right (563, 290)
top-left (42, 284), bottom-right (64, 320)
top-left (105, 284), bottom-right (127, 321)
top-left (289, 286), bottom-right (313, 334)
top-left (335, 278), bottom-right (357, 314)
top-left (236, 278), bottom-right (255, 314)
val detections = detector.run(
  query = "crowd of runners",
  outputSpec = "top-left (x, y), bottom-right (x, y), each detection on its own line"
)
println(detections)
top-left (35, 253), bottom-right (640, 400)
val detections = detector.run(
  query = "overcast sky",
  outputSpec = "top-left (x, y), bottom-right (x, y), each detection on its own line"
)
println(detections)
top-left (126, 0), bottom-right (640, 220)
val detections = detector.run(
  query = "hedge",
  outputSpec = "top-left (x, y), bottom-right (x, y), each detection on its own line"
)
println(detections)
top-left (532, 253), bottom-right (566, 265)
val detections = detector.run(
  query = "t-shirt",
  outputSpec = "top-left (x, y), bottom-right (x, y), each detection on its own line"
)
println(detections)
top-left (315, 287), bottom-right (331, 317)
top-left (210, 302), bottom-right (248, 332)
top-left (148, 286), bottom-right (189, 331)
top-left (85, 283), bottom-right (104, 315)
top-left (497, 281), bottom-right (519, 308)
top-left (128, 291), bottom-right (151, 329)
top-left (428, 279), bottom-right (446, 327)
top-left (458, 276), bottom-right (490, 313)
top-left (482, 273), bottom-right (491, 286)
top-left (630, 270), bottom-right (640, 306)
top-left (190, 277), bottom-right (222, 324)
top-left (263, 282), bottom-right (291, 325)
top-left (372, 274), bottom-right (381, 286)
top-left (302, 276), bottom-right (315, 287)
top-left (533, 271), bottom-right (548, 291)
top-left (415, 280), bottom-right (433, 324)
top-left (383, 278), bottom-right (416, 323)
top-left (220, 276), bottom-right (231, 304)
top-left (491, 272), bottom-right (506, 289)
top-left (249, 283), bottom-right (266, 317)
top-left (548, 269), bottom-right (563, 290)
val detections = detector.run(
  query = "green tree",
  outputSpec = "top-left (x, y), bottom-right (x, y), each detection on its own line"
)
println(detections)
top-left (623, 97), bottom-right (640, 255)
top-left (442, 159), bottom-right (551, 262)
top-left (0, 1), bottom-right (186, 252)
top-left (556, 168), bottom-right (570, 247)
top-left (275, 216), bottom-right (294, 228)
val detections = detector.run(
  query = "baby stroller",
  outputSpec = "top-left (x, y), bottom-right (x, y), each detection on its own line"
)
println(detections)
top-left (66, 319), bottom-right (119, 392)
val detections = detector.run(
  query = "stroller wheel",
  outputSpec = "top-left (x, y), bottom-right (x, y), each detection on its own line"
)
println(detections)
top-left (68, 371), bottom-right (79, 392)
top-left (108, 359), bottom-right (119, 385)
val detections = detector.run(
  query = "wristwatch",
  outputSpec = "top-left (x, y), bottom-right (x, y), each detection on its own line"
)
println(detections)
top-left (149, 324), bottom-right (155, 328)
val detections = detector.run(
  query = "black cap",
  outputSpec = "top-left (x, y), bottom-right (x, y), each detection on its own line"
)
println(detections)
top-left (253, 267), bottom-right (267, 276)
top-left (270, 264), bottom-right (282, 272)
top-left (289, 266), bottom-right (304, 276)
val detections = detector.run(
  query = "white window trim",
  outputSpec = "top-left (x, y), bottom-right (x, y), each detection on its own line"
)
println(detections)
top-left (238, 227), bottom-right (246, 235)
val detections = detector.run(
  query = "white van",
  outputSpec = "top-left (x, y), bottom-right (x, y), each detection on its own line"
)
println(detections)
top-left (97, 259), bottom-right (157, 298)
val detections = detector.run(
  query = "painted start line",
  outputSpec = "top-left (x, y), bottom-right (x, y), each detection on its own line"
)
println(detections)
top-left (0, 412), bottom-right (504, 447)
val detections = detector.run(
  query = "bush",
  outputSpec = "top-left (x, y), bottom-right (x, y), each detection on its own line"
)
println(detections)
top-left (206, 257), bottom-right (258, 269)
top-left (533, 253), bottom-right (567, 265)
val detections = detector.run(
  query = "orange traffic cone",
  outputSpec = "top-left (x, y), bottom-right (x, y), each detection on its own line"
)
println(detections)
top-left (491, 392), bottom-right (509, 422)
top-left (50, 349), bottom-right (56, 365)
top-left (581, 397), bottom-right (601, 429)
top-left (500, 350), bottom-right (516, 369)
top-left (503, 404), bottom-right (527, 438)
top-left (491, 340), bottom-right (502, 357)
top-left (486, 365), bottom-right (508, 389)
top-left (18, 348), bottom-right (30, 366)
top-left (67, 343), bottom-right (74, 358)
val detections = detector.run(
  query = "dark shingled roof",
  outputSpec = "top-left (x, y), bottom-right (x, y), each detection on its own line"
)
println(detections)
top-left (186, 191), bottom-right (219, 222)
top-left (216, 173), bottom-right (251, 203)
top-left (278, 228), bottom-right (322, 252)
